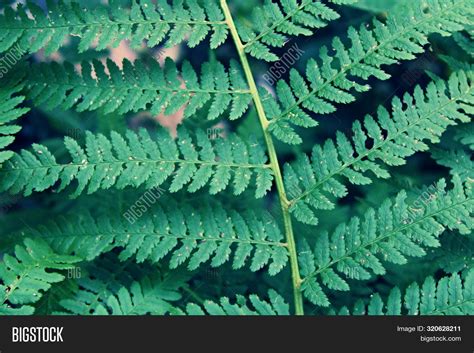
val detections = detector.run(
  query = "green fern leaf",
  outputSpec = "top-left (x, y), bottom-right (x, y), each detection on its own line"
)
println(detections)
top-left (0, 127), bottom-right (272, 198)
top-left (0, 0), bottom-right (228, 55)
top-left (0, 238), bottom-right (79, 315)
top-left (339, 270), bottom-right (474, 315)
top-left (22, 201), bottom-right (289, 275)
top-left (264, 0), bottom-right (474, 143)
top-left (453, 25), bottom-right (474, 57)
top-left (0, 81), bottom-right (29, 166)
top-left (33, 279), bottom-right (78, 315)
top-left (59, 276), bottom-right (181, 315)
top-left (285, 71), bottom-right (473, 225)
top-left (432, 148), bottom-right (474, 180)
top-left (455, 123), bottom-right (474, 150)
top-left (238, 0), bottom-right (357, 62)
top-left (23, 58), bottom-right (252, 119)
top-left (298, 176), bottom-right (474, 307)
top-left (181, 289), bottom-right (290, 315)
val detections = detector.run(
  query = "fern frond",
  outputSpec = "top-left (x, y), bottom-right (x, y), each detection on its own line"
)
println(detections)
top-left (0, 0), bottom-right (228, 55)
top-left (263, 0), bottom-right (474, 144)
top-left (59, 276), bottom-right (181, 315)
top-left (180, 289), bottom-right (289, 315)
top-left (0, 81), bottom-right (29, 166)
top-left (54, 253), bottom-right (188, 314)
top-left (0, 238), bottom-right (79, 315)
top-left (455, 123), bottom-right (474, 150)
top-left (52, 253), bottom-right (187, 314)
top-left (454, 25), bottom-right (474, 57)
top-left (0, 127), bottom-right (273, 198)
top-left (34, 279), bottom-right (78, 315)
top-left (338, 270), bottom-right (474, 315)
top-left (297, 176), bottom-right (473, 307)
top-left (24, 202), bottom-right (289, 275)
top-left (284, 71), bottom-right (473, 225)
top-left (431, 148), bottom-right (474, 180)
top-left (23, 58), bottom-right (252, 120)
top-left (433, 232), bottom-right (474, 274)
top-left (237, 0), bottom-right (356, 62)
top-left (439, 55), bottom-right (474, 73)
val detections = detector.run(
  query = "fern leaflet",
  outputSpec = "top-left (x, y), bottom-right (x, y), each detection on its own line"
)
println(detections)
top-left (237, 0), bottom-right (357, 62)
top-left (20, 201), bottom-right (289, 275)
top-left (432, 148), bottom-right (474, 180)
top-left (0, 127), bottom-right (273, 198)
top-left (454, 25), bottom-right (474, 57)
top-left (297, 176), bottom-right (473, 307)
top-left (338, 270), bottom-right (474, 315)
top-left (0, 80), bottom-right (29, 166)
top-left (23, 58), bottom-right (252, 120)
top-left (263, 0), bottom-right (474, 144)
top-left (0, 238), bottom-right (79, 315)
top-left (0, 0), bottom-right (228, 55)
top-left (59, 276), bottom-right (182, 315)
top-left (180, 289), bottom-right (289, 315)
top-left (285, 70), bottom-right (473, 225)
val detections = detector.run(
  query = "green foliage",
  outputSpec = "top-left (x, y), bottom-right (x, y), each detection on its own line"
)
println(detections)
top-left (338, 270), bottom-right (474, 315)
top-left (298, 176), bottom-right (473, 307)
top-left (0, 238), bottom-right (79, 315)
top-left (180, 289), bottom-right (289, 315)
top-left (0, 0), bottom-right (228, 55)
top-left (59, 276), bottom-right (182, 315)
top-left (0, 0), bottom-right (472, 317)
top-left (454, 26), bottom-right (474, 57)
top-left (0, 80), bottom-right (29, 166)
top-left (21, 200), bottom-right (288, 274)
top-left (237, 0), bottom-right (357, 62)
top-left (454, 123), bottom-right (474, 149)
top-left (45, 253), bottom-right (188, 315)
top-left (264, 0), bottom-right (474, 144)
top-left (23, 58), bottom-right (252, 119)
top-left (431, 148), bottom-right (474, 180)
top-left (349, 0), bottom-right (411, 12)
top-left (0, 127), bottom-right (273, 198)
top-left (431, 232), bottom-right (474, 274)
top-left (285, 71), bottom-right (473, 225)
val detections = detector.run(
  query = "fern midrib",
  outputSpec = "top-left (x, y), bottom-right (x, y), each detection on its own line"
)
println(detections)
top-left (302, 195), bottom-right (473, 282)
top-left (242, 0), bottom-right (315, 49)
top-left (1, 18), bottom-right (227, 31)
top-left (289, 80), bottom-right (474, 205)
top-left (0, 156), bottom-right (271, 174)
top-left (26, 81), bottom-right (251, 95)
top-left (268, 0), bottom-right (468, 125)
top-left (40, 230), bottom-right (288, 247)
top-left (221, 0), bottom-right (304, 315)
top-left (428, 297), bottom-right (474, 315)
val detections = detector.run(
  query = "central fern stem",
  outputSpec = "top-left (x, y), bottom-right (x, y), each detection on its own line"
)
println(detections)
top-left (220, 0), bottom-right (304, 315)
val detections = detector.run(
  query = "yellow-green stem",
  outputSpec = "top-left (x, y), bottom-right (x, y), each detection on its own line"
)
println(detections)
top-left (220, 0), bottom-right (304, 315)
